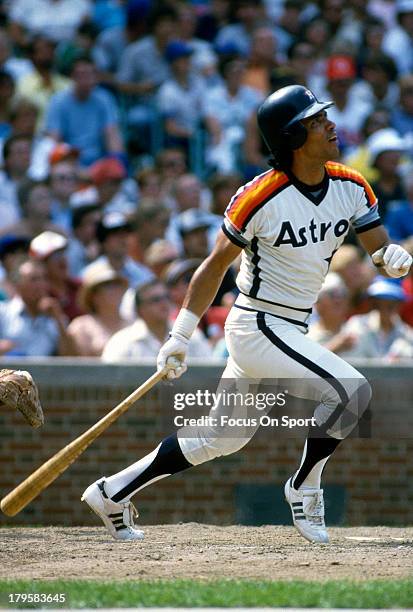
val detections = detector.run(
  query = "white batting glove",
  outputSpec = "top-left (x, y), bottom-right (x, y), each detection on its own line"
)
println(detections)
top-left (157, 334), bottom-right (189, 380)
top-left (372, 244), bottom-right (412, 278)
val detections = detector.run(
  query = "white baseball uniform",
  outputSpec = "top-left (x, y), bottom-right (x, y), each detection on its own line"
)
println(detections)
top-left (178, 162), bottom-right (378, 465)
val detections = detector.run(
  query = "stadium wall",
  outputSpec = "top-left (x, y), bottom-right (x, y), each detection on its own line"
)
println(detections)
top-left (0, 360), bottom-right (412, 527)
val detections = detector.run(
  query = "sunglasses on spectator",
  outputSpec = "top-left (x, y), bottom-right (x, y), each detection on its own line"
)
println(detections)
top-left (142, 293), bottom-right (170, 304)
top-left (325, 289), bottom-right (347, 298)
top-left (53, 174), bottom-right (77, 181)
top-left (161, 159), bottom-right (184, 168)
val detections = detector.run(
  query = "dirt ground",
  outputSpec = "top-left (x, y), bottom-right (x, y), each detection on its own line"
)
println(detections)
top-left (1, 525), bottom-right (412, 582)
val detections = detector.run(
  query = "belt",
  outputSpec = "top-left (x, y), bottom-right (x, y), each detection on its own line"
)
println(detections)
top-left (235, 293), bottom-right (312, 325)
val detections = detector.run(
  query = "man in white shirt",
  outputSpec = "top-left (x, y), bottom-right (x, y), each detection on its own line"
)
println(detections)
top-left (102, 279), bottom-right (211, 362)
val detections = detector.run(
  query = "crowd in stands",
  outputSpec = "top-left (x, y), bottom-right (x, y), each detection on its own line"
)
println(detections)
top-left (0, 0), bottom-right (412, 362)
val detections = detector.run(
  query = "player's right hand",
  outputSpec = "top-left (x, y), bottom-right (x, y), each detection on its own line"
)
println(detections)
top-left (372, 244), bottom-right (412, 278)
top-left (157, 334), bottom-right (189, 380)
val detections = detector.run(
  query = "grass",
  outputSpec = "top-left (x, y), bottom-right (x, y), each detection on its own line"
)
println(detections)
top-left (0, 579), bottom-right (412, 609)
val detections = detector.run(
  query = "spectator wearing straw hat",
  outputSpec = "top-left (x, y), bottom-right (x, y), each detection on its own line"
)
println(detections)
top-left (67, 264), bottom-right (128, 356)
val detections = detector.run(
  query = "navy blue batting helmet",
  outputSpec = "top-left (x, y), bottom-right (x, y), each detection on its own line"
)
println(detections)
top-left (257, 85), bottom-right (334, 155)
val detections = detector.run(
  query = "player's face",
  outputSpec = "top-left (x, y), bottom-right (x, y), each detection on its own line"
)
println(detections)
top-left (301, 111), bottom-right (339, 160)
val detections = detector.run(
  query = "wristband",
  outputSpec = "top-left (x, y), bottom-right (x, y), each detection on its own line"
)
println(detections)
top-left (171, 308), bottom-right (200, 340)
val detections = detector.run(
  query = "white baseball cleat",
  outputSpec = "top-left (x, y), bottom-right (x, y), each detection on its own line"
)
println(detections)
top-left (284, 477), bottom-right (329, 544)
top-left (81, 478), bottom-right (144, 542)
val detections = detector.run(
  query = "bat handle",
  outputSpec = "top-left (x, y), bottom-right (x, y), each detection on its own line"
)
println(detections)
top-left (371, 246), bottom-right (387, 267)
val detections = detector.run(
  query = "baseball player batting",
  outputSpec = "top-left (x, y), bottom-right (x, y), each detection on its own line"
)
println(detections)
top-left (82, 85), bottom-right (412, 543)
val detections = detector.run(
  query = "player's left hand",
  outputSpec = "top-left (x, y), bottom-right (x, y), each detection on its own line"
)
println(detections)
top-left (157, 335), bottom-right (188, 380)
top-left (372, 244), bottom-right (412, 278)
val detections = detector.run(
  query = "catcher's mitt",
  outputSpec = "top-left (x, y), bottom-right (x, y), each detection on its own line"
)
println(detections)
top-left (0, 369), bottom-right (44, 428)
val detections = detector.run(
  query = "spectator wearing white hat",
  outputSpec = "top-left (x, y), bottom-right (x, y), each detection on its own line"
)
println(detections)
top-left (67, 264), bottom-right (128, 357)
top-left (367, 127), bottom-right (407, 218)
top-left (307, 272), bottom-right (355, 355)
top-left (339, 278), bottom-right (413, 361)
top-left (29, 230), bottom-right (83, 321)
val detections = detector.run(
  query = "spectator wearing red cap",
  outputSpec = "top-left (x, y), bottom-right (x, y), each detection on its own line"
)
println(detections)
top-left (49, 143), bottom-right (80, 166)
top-left (323, 54), bottom-right (372, 154)
top-left (70, 157), bottom-right (137, 216)
top-left (29, 230), bottom-right (83, 321)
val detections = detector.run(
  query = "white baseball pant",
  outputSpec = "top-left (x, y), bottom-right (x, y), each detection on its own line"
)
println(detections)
top-left (178, 306), bottom-right (372, 465)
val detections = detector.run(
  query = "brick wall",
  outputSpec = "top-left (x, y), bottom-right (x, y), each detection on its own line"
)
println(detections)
top-left (0, 361), bottom-right (412, 526)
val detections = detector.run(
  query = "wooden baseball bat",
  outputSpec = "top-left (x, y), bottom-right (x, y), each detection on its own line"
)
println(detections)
top-left (1, 368), bottom-right (165, 517)
top-left (371, 245), bottom-right (387, 267)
